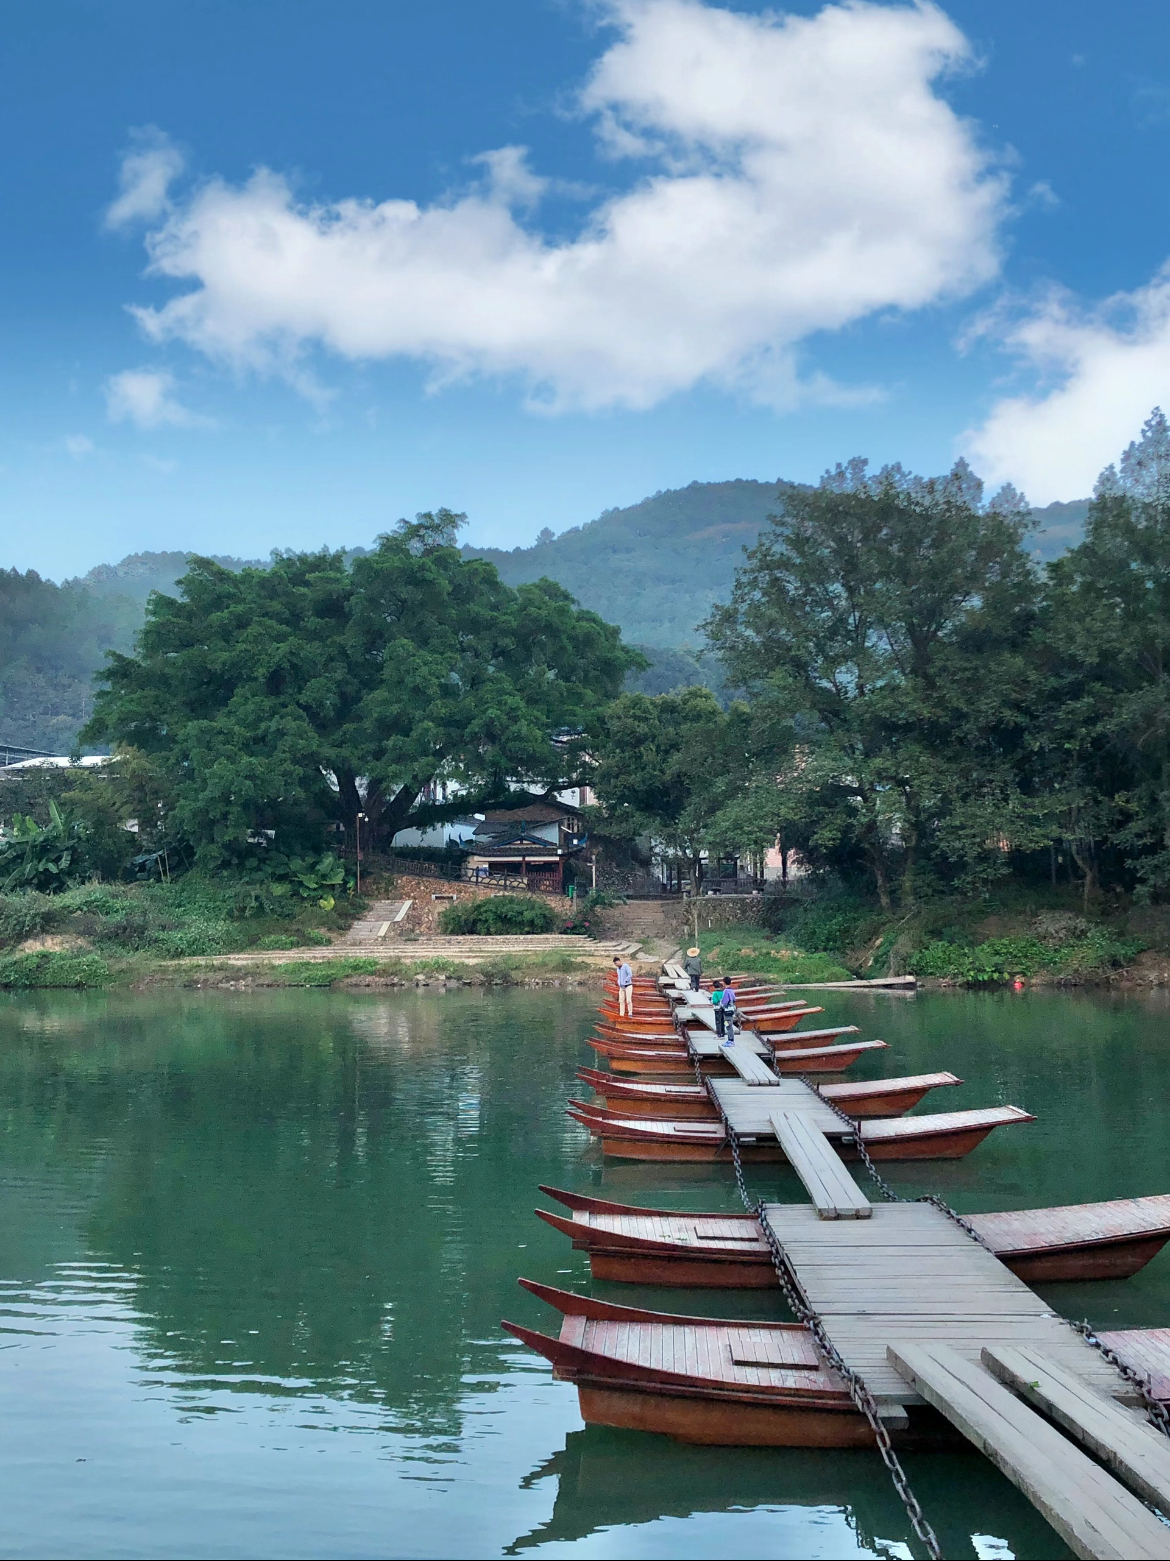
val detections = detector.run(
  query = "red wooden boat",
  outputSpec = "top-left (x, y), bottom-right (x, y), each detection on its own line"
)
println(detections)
top-left (568, 1101), bottom-right (1035, 1161)
top-left (591, 1019), bottom-right (837, 1050)
top-left (596, 1006), bottom-right (825, 1037)
top-left (577, 1068), bottom-right (962, 1120)
top-left (503, 1281), bottom-right (874, 1448)
top-left (586, 1033), bottom-right (887, 1075)
top-left (535, 1187), bottom-right (1170, 1288)
top-left (1097, 1328), bottom-right (1170, 1402)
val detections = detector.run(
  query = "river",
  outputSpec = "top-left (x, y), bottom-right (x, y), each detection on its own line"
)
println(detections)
top-left (1, 985), bottom-right (1168, 1558)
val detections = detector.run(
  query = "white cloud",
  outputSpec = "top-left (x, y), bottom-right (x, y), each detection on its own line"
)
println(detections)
top-left (64, 434), bottom-right (95, 458)
top-left (104, 368), bottom-right (202, 428)
top-left (105, 126), bottom-right (184, 230)
top-left (124, 0), bottom-right (1005, 412)
top-left (967, 267), bottom-right (1170, 502)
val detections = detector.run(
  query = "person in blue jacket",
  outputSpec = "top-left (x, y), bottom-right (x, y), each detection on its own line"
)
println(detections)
top-left (713, 976), bottom-right (737, 1043)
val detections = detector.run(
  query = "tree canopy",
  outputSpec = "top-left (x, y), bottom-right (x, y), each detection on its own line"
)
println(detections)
top-left (83, 511), bottom-right (637, 865)
top-left (704, 459), bottom-right (1043, 905)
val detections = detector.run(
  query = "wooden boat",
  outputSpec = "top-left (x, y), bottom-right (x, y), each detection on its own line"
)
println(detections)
top-left (591, 1021), bottom-right (837, 1049)
top-left (964, 1196), bottom-right (1170, 1283)
top-left (502, 1280), bottom-right (875, 1448)
top-left (577, 1068), bottom-right (962, 1120)
top-left (596, 1006), bottom-right (825, 1036)
top-left (535, 1187), bottom-right (1170, 1289)
top-left (1098, 1328), bottom-right (1170, 1402)
top-left (567, 1101), bottom-right (1035, 1161)
top-left (586, 1033), bottom-right (887, 1075)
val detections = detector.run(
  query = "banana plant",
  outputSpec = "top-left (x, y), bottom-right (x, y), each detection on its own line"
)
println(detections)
top-left (0, 801), bottom-right (81, 892)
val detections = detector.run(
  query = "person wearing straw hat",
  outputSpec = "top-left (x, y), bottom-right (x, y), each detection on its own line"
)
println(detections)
top-left (683, 946), bottom-right (703, 992)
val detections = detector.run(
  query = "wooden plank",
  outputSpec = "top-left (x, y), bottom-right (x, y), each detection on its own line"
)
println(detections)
top-left (721, 1043), bottom-right (779, 1084)
top-left (983, 1346), bottom-right (1170, 1516)
top-left (888, 1345), bottom-right (1170, 1560)
top-left (769, 1109), bottom-right (871, 1220)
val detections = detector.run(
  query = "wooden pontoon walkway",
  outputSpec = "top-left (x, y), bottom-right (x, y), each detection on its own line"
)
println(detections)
top-left (764, 1202), bottom-right (1170, 1556)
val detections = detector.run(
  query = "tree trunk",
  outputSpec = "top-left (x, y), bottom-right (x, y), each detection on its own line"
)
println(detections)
top-left (376, 779), bottom-right (428, 845)
top-left (334, 768), bottom-right (363, 831)
top-left (871, 853), bottom-right (892, 912)
top-left (1068, 835), bottom-right (1098, 913)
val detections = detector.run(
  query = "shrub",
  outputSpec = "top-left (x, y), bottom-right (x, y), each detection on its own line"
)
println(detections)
top-left (783, 901), bottom-right (875, 954)
top-left (0, 801), bottom-right (85, 892)
top-left (269, 958), bottom-right (380, 985)
top-left (148, 917), bottom-right (241, 958)
top-left (0, 951), bottom-right (113, 988)
top-left (0, 891), bottom-right (59, 946)
top-left (908, 930), bottom-right (1146, 984)
top-left (698, 931), bottom-right (851, 983)
top-left (438, 895), bottom-right (557, 935)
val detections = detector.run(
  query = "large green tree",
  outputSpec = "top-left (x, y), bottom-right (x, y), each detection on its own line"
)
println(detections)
top-left (84, 512), bottom-right (636, 865)
top-left (589, 686), bottom-right (744, 885)
top-left (1041, 409), bottom-right (1170, 897)
top-left (705, 460), bottom-right (1046, 906)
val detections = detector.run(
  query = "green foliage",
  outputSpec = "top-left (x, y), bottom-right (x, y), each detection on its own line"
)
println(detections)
top-left (780, 901), bottom-right (877, 955)
top-left (0, 951), bottom-right (112, 988)
top-left (254, 930), bottom-right (333, 950)
top-left (268, 958), bottom-right (380, 985)
top-left (705, 458), bottom-right (1043, 909)
top-left (908, 930), bottom-right (1145, 983)
top-left (590, 686), bottom-right (743, 873)
top-left (697, 929), bottom-right (851, 983)
top-left (0, 889), bottom-right (58, 944)
top-left (262, 851), bottom-right (349, 909)
top-left (0, 800), bottom-right (84, 891)
top-left (84, 515), bottom-right (637, 867)
top-left (438, 894), bottom-right (557, 935)
top-left (1042, 410), bottom-right (1170, 899)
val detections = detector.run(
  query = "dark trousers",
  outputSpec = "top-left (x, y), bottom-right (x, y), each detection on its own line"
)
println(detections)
top-left (689, 973), bottom-right (701, 991)
top-left (715, 1006), bottom-right (736, 1039)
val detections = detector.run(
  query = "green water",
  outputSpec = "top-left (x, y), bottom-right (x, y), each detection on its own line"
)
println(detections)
top-left (1, 986), bottom-right (1168, 1559)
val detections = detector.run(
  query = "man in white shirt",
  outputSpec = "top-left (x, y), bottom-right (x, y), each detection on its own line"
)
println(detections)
top-left (613, 955), bottom-right (634, 1017)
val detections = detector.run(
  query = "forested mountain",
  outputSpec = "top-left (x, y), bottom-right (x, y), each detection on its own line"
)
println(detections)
top-left (0, 482), bottom-right (1089, 751)
top-left (0, 551), bottom-right (259, 751)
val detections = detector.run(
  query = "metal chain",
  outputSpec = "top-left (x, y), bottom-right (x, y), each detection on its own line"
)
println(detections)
top-left (698, 1058), bottom-right (942, 1561)
top-left (1067, 1319), bottom-right (1170, 1438)
top-left (800, 1073), bottom-right (997, 1249)
top-left (796, 1070), bottom-right (1170, 1438)
top-left (754, 1205), bottom-right (943, 1561)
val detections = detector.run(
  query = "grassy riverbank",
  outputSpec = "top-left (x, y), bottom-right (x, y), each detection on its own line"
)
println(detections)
top-left (712, 887), bottom-right (1166, 988)
top-left (4, 874), bottom-right (1169, 992)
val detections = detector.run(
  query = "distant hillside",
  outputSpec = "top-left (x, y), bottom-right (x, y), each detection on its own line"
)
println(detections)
top-left (1, 482), bottom-right (1093, 752)
top-left (1031, 498), bottom-right (1091, 560)
top-left (69, 549), bottom-right (264, 603)
top-left (467, 479), bottom-right (778, 649)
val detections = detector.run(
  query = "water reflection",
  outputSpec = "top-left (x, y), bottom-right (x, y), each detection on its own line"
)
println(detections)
top-left (1, 984), bottom-right (1167, 1557)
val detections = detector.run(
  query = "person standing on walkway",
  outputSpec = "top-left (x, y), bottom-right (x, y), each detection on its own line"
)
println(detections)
top-left (716, 976), bottom-right (737, 1045)
top-left (613, 955), bottom-right (634, 1018)
top-left (683, 946), bottom-right (703, 992)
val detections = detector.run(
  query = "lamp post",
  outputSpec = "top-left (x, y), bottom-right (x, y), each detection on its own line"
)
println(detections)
top-left (355, 811), bottom-right (368, 895)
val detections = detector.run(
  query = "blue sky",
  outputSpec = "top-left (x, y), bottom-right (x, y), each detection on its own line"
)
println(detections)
top-left (4, 0), bottom-right (1170, 578)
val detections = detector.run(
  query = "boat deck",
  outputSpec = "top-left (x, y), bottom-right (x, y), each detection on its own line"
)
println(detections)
top-left (968, 1195), bottom-right (1170, 1255)
top-left (561, 1312), bottom-right (845, 1397)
